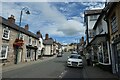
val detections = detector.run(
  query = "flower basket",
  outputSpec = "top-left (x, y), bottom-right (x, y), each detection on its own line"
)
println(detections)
top-left (13, 38), bottom-right (24, 47)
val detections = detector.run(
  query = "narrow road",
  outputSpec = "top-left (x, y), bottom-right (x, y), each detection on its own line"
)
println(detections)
top-left (2, 52), bottom-right (84, 79)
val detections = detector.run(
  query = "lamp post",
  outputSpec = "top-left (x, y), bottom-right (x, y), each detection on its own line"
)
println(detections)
top-left (19, 7), bottom-right (30, 28)
top-left (14, 7), bottom-right (30, 64)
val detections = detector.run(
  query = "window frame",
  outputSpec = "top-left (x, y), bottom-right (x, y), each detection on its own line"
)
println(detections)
top-left (2, 27), bottom-right (10, 40)
top-left (0, 45), bottom-right (8, 59)
top-left (19, 33), bottom-right (24, 40)
top-left (111, 13), bottom-right (118, 34)
top-left (35, 40), bottom-right (37, 46)
top-left (28, 37), bottom-right (32, 45)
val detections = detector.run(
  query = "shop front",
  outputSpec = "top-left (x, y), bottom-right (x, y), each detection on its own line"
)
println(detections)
top-left (112, 37), bottom-right (120, 77)
top-left (26, 45), bottom-right (38, 61)
top-left (90, 34), bottom-right (112, 72)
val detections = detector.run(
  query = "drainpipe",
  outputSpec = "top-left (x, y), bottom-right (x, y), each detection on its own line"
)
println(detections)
top-left (15, 46), bottom-right (19, 64)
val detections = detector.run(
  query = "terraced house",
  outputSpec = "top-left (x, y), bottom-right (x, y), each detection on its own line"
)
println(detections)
top-left (0, 15), bottom-right (42, 65)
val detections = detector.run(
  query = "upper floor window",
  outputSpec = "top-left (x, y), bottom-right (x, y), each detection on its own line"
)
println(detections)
top-left (90, 15), bottom-right (98, 21)
top-left (0, 45), bottom-right (8, 59)
top-left (111, 13), bottom-right (118, 33)
top-left (88, 29), bottom-right (94, 38)
top-left (34, 40), bottom-right (37, 46)
top-left (29, 37), bottom-right (32, 45)
top-left (19, 33), bottom-right (24, 40)
top-left (98, 26), bottom-right (103, 34)
top-left (2, 27), bottom-right (10, 40)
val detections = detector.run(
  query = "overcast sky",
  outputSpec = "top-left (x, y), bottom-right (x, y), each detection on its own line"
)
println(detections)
top-left (0, 0), bottom-right (105, 44)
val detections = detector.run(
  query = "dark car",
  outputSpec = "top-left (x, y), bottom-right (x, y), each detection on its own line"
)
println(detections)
top-left (57, 53), bottom-right (62, 57)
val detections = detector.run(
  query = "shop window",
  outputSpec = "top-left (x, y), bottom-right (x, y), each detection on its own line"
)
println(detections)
top-left (98, 46), bottom-right (104, 63)
top-left (0, 45), bottom-right (8, 59)
top-left (111, 13), bottom-right (118, 33)
top-left (103, 42), bottom-right (109, 63)
top-left (2, 27), bottom-right (10, 40)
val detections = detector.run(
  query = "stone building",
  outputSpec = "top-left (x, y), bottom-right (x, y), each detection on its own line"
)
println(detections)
top-left (0, 15), bottom-right (41, 65)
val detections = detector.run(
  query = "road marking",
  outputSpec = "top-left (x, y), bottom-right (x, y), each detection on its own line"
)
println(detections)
top-left (59, 75), bottom-right (62, 78)
top-left (59, 70), bottom-right (67, 78)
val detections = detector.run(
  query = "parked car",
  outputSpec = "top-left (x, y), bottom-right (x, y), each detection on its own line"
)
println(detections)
top-left (57, 53), bottom-right (62, 57)
top-left (71, 51), bottom-right (78, 54)
top-left (67, 54), bottom-right (83, 68)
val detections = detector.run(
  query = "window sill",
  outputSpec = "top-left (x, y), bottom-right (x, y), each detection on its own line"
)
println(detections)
top-left (2, 37), bottom-right (10, 41)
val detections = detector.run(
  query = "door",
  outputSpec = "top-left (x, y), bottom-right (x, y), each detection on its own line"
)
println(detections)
top-left (18, 49), bottom-right (22, 62)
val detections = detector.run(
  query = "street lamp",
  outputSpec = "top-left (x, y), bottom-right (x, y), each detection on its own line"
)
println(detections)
top-left (14, 7), bottom-right (30, 64)
top-left (19, 7), bottom-right (30, 28)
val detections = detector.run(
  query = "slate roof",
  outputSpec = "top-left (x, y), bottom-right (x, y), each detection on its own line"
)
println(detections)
top-left (43, 38), bottom-right (54, 45)
top-left (0, 16), bottom-right (38, 39)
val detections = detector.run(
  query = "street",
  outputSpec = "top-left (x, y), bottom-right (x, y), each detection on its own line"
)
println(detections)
top-left (2, 52), bottom-right (84, 78)
top-left (2, 52), bottom-right (118, 80)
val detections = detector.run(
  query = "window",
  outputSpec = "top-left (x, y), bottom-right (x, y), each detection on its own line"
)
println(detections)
top-left (90, 15), bottom-right (98, 21)
top-left (0, 45), bottom-right (8, 59)
top-left (19, 33), bottom-right (24, 40)
top-left (2, 27), bottom-right (10, 40)
top-left (27, 49), bottom-right (31, 58)
top-left (29, 37), bottom-right (32, 45)
top-left (88, 29), bottom-right (94, 38)
top-left (35, 40), bottom-right (37, 46)
top-left (98, 26), bottom-right (103, 33)
top-left (111, 14), bottom-right (118, 33)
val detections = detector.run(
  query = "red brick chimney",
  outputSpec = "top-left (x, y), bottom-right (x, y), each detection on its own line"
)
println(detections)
top-left (24, 24), bottom-right (29, 31)
top-left (8, 15), bottom-right (15, 24)
top-left (45, 34), bottom-right (49, 40)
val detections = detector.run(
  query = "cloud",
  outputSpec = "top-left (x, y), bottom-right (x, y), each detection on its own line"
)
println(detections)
top-left (1, 2), bottom-right (86, 43)
top-left (81, 2), bottom-right (105, 10)
top-left (58, 20), bottom-right (85, 36)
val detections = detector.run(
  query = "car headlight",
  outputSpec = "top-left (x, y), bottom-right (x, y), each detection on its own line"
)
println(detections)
top-left (67, 61), bottom-right (71, 63)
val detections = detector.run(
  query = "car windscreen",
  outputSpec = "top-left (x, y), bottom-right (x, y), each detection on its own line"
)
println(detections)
top-left (69, 55), bottom-right (82, 59)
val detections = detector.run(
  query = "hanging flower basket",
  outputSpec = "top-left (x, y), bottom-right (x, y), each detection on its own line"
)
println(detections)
top-left (13, 38), bottom-right (24, 47)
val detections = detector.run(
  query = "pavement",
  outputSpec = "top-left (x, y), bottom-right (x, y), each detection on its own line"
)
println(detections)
top-left (2, 55), bottom-right (56, 72)
top-left (82, 57), bottom-right (119, 80)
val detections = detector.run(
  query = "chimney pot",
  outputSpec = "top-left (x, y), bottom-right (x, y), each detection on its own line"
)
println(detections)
top-left (25, 24), bottom-right (29, 31)
top-left (45, 34), bottom-right (49, 40)
top-left (8, 15), bottom-right (15, 24)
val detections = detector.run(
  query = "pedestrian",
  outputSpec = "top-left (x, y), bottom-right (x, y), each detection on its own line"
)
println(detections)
top-left (86, 52), bottom-right (90, 66)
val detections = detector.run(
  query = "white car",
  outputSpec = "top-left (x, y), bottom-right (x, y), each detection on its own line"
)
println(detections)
top-left (67, 54), bottom-right (83, 68)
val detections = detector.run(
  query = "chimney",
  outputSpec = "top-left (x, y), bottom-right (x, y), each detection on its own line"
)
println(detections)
top-left (45, 34), bottom-right (49, 40)
top-left (8, 15), bottom-right (15, 24)
top-left (25, 24), bottom-right (29, 31)
top-left (81, 37), bottom-right (84, 44)
top-left (36, 30), bottom-right (42, 38)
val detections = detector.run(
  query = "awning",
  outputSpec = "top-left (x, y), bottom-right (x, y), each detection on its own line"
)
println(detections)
top-left (90, 34), bottom-right (108, 45)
